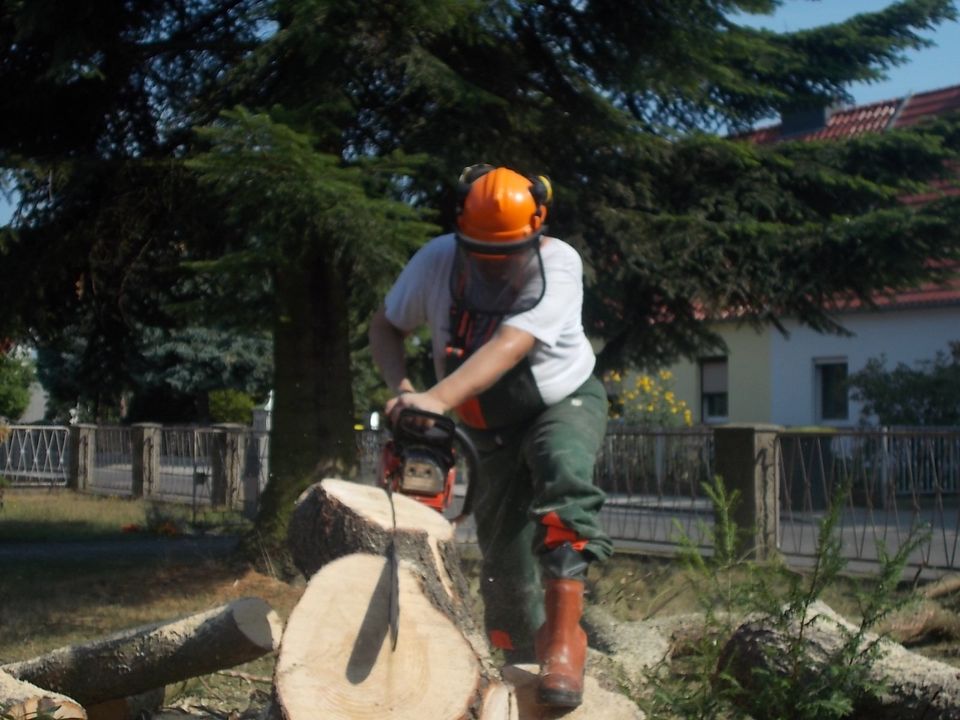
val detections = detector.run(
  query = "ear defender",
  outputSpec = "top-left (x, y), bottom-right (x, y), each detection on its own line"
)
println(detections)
top-left (529, 175), bottom-right (553, 209)
top-left (456, 163), bottom-right (495, 214)
top-left (528, 174), bottom-right (553, 229)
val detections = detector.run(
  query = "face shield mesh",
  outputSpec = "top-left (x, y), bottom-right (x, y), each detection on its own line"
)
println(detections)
top-left (451, 234), bottom-right (546, 315)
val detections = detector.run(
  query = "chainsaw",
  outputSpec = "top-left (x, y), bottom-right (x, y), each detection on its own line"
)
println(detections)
top-left (379, 407), bottom-right (479, 519)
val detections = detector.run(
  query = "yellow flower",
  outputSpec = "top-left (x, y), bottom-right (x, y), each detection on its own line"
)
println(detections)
top-left (659, 369), bottom-right (672, 380)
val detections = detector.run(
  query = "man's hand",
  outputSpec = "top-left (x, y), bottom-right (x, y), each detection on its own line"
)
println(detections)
top-left (385, 391), bottom-right (448, 426)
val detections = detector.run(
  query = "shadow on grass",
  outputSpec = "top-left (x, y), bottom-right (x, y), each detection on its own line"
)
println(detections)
top-left (0, 540), bottom-right (257, 661)
top-left (0, 518), bottom-right (140, 543)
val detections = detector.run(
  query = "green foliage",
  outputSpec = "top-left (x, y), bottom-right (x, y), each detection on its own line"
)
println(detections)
top-left (0, 350), bottom-right (34, 421)
top-left (642, 473), bottom-right (927, 720)
top-left (209, 388), bottom-right (257, 425)
top-left (848, 341), bottom-right (960, 426)
top-left (3, 0), bottom-right (960, 540)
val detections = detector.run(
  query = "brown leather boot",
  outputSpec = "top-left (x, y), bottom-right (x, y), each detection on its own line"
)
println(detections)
top-left (535, 577), bottom-right (587, 708)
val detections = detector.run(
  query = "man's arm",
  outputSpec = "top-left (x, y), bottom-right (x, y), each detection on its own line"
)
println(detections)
top-left (387, 324), bottom-right (536, 420)
top-left (368, 305), bottom-right (417, 395)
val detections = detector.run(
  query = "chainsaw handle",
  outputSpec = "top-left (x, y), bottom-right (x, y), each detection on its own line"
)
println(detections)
top-left (452, 425), bottom-right (481, 521)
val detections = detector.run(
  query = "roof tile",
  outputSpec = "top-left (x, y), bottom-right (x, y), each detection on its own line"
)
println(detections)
top-left (741, 82), bottom-right (960, 144)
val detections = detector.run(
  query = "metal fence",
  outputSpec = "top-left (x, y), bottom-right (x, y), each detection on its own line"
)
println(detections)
top-left (5, 422), bottom-right (960, 574)
top-left (594, 427), bottom-right (715, 548)
top-left (1, 424), bottom-right (269, 518)
top-left (91, 426), bottom-right (133, 495)
top-left (0, 425), bottom-right (70, 486)
top-left (779, 429), bottom-right (960, 572)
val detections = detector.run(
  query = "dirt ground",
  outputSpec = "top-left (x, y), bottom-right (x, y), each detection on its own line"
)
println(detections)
top-left (3, 542), bottom-right (959, 719)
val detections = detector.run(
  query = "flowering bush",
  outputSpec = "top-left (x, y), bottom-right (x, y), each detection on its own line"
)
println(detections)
top-left (604, 369), bottom-right (693, 428)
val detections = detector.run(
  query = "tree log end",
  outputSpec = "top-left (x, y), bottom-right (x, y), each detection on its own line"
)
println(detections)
top-left (275, 553), bottom-right (485, 720)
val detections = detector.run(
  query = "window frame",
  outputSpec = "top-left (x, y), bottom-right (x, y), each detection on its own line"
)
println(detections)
top-left (814, 358), bottom-right (850, 424)
top-left (699, 356), bottom-right (729, 424)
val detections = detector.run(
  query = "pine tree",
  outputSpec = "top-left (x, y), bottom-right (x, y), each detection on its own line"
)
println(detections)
top-left (3, 0), bottom-right (960, 557)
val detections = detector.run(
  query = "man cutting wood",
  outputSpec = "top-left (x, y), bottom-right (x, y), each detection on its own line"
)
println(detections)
top-left (369, 164), bottom-right (612, 708)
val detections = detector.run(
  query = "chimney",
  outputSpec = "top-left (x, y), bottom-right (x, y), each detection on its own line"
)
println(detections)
top-left (779, 102), bottom-right (838, 137)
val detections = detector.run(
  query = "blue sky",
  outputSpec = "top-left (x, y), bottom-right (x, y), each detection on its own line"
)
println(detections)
top-left (733, 0), bottom-right (960, 105)
top-left (2, 2), bottom-right (957, 224)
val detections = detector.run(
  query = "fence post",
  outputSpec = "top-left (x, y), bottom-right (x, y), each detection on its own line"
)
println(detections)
top-left (131, 423), bottom-right (162, 498)
top-left (713, 424), bottom-right (782, 561)
top-left (212, 424), bottom-right (245, 509)
top-left (68, 424), bottom-right (97, 491)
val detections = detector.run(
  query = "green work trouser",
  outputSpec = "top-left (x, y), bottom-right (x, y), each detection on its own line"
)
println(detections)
top-left (464, 373), bottom-right (612, 661)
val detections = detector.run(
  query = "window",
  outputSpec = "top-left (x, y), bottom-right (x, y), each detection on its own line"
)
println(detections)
top-left (815, 360), bottom-right (849, 422)
top-left (700, 357), bottom-right (728, 423)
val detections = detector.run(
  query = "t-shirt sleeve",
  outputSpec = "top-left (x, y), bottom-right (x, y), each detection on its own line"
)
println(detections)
top-left (503, 242), bottom-right (583, 347)
top-left (384, 237), bottom-right (445, 332)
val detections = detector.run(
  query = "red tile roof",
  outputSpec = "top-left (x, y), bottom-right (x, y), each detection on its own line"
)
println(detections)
top-left (894, 85), bottom-right (960, 129)
top-left (837, 274), bottom-right (960, 312)
top-left (742, 82), bottom-right (960, 144)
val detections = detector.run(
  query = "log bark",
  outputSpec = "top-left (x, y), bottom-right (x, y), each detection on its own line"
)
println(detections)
top-left (287, 479), bottom-right (478, 635)
top-left (719, 600), bottom-right (960, 720)
top-left (0, 669), bottom-right (85, 719)
top-left (2, 597), bottom-right (283, 708)
top-left (289, 479), bottom-right (465, 582)
top-left (274, 553), bottom-right (502, 720)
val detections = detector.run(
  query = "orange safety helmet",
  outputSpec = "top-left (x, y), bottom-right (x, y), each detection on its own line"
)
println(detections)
top-left (456, 165), bottom-right (553, 253)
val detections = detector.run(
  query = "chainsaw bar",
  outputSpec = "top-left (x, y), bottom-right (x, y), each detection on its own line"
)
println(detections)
top-left (384, 484), bottom-right (400, 652)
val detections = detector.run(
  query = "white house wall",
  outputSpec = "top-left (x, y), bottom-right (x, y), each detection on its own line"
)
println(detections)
top-left (770, 305), bottom-right (960, 427)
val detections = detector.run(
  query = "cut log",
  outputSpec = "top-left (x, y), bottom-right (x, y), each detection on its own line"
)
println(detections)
top-left (2, 597), bottom-right (283, 708)
top-left (289, 479), bottom-right (466, 590)
top-left (287, 479), bottom-right (482, 644)
top-left (274, 552), bottom-right (502, 720)
top-left (718, 600), bottom-right (960, 720)
top-left (500, 664), bottom-right (645, 719)
top-left (0, 668), bottom-right (85, 719)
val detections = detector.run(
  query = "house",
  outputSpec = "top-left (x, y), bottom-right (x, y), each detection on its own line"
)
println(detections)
top-left (665, 84), bottom-right (960, 428)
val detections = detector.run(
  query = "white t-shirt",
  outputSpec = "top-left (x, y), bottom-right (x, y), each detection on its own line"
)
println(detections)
top-left (384, 233), bottom-right (596, 406)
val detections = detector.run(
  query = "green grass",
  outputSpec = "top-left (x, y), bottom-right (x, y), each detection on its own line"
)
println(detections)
top-left (0, 488), bottom-right (251, 541)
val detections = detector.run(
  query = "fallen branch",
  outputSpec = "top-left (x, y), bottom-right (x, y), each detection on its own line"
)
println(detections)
top-left (2, 597), bottom-right (283, 707)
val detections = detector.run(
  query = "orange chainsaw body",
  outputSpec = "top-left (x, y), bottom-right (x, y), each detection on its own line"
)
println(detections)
top-left (379, 440), bottom-right (456, 514)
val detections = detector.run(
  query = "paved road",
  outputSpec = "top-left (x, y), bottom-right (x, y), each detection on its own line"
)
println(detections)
top-left (0, 535), bottom-right (241, 563)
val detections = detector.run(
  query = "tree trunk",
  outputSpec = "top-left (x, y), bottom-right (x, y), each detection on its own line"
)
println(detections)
top-left (274, 552), bottom-right (505, 720)
top-left (255, 256), bottom-right (357, 557)
top-left (718, 600), bottom-right (960, 720)
top-left (0, 669), bottom-right (85, 719)
top-left (2, 597), bottom-right (283, 708)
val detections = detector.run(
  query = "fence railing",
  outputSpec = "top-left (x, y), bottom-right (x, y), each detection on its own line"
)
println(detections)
top-left (1, 423), bottom-right (269, 518)
top-left (0, 425), bottom-right (70, 486)
top-left (5, 421), bottom-right (960, 575)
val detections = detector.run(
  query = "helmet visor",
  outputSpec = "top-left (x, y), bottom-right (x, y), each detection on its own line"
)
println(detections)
top-left (452, 233), bottom-right (546, 315)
